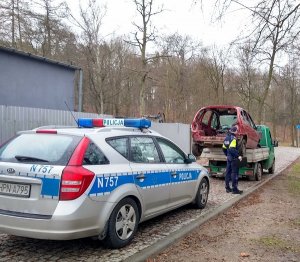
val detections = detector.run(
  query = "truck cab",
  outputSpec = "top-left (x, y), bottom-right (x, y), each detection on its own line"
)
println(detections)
top-left (256, 125), bottom-right (278, 174)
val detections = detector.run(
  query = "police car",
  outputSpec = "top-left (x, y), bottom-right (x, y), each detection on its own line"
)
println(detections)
top-left (0, 118), bottom-right (210, 248)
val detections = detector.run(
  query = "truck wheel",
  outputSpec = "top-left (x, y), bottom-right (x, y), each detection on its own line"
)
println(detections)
top-left (268, 159), bottom-right (275, 174)
top-left (104, 197), bottom-right (139, 248)
top-left (255, 162), bottom-right (263, 181)
top-left (192, 143), bottom-right (203, 157)
top-left (195, 178), bottom-right (209, 209)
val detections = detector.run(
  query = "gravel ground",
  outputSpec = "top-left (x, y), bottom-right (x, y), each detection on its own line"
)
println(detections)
top-left (0, 146), bottom-right (299, 262)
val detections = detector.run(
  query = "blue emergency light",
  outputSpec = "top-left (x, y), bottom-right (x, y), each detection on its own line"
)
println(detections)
top-left (78, 118), bottom-right (151, 129)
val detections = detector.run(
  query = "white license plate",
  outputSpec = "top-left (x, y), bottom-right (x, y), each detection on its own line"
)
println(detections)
top-left (0, 181), bottom-right (31, 198)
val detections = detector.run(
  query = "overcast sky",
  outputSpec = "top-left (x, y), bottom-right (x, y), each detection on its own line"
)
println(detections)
top-left (65, 0), bottom-right (251, 47)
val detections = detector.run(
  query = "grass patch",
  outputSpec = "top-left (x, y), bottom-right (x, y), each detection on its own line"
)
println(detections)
top-left (257, 235), bottom-right (299, 252)
top-left (290, 163), bottom-right (300, 177)
top-left (292, 218), bottom-right (300, 226)
top-left (288, 176), bottom-right (300, 195)
top-left (287, 162), bottom-right (300, 195)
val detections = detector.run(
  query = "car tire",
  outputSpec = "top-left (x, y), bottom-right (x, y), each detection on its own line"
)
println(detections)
top-left (104, 197), bottom-right (139, 249)
top-left (195, 178), bottom-right (209, 209)
top-left (268, 159), bottom-right (275, 174)
top-left (255, 162), bottom-right (263, 181)
top-left (192, 143), bottom-right (203, 157)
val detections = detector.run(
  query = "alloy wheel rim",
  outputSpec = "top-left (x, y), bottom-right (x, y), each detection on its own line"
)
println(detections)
top-left (115, 204), bottom-right (136, 240)
top-left (200, 182), bottom-right (208, 204)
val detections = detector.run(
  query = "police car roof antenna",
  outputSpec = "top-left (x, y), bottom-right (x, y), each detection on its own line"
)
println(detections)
top-left (64, 101), bottom-right (79, 127)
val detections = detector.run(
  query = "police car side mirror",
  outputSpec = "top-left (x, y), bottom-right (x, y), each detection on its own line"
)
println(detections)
top-left (185, 154), bottom-right (196, 164)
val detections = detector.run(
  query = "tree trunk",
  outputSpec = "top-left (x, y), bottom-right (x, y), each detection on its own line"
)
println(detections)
top-left (11, 0), bottom-right (16, 47)
top-left (257, 30), bottom-right (279, 124)
top-left (17, 0), bottom-right (22, 47)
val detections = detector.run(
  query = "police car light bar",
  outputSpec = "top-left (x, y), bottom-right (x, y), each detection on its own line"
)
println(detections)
top-left (78, 118), bottom-right (151, 129)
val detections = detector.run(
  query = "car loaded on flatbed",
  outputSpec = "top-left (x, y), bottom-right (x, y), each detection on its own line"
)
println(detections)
top-left (201, 125), bottom-right (278, 181)
top-left (191, 105), bottom-right (261, 157)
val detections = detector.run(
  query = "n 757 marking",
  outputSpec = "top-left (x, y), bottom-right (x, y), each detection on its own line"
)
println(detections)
top-left (30, 165), bottom-right (54, 174)
top-left (97, 176), bottom-right (118, 188)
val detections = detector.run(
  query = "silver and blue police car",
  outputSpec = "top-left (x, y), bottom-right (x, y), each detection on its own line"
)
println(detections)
top-left (0, 118), bottom-right (210, 248)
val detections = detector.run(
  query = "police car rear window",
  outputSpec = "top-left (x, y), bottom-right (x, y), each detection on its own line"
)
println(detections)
top-left (83, 143), bottom-right (109, 165)
top-left (0, 133), bottom-right (81, 165)
top-left (106, 137), bottom-right (128, 159)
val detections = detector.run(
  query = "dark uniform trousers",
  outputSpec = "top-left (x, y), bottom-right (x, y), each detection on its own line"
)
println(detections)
top-left (225, 158), bottom-right (239, 192)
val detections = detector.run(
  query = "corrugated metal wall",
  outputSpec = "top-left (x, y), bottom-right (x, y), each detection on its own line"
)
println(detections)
top-left (0, 49), bottom-right (76, 110)
top-left (0, 105), bottom-right (109, 144)
top-left (0, 106), bottom-right (191, 153)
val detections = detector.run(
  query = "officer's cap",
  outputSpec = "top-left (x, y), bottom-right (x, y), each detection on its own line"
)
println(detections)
top-left (229, 126), bottom-right (238, 134)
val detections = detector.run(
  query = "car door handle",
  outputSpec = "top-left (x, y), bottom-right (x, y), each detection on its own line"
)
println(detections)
top-left (136, 173), bottom-right (146, 179)
top-left (171, 172), bottom-right (177, 177)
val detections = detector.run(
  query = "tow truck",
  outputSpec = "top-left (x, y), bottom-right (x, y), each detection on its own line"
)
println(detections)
top-left (201, 125), bottom-right (278, 181)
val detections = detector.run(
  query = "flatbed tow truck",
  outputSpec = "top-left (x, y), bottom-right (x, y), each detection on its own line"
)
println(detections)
top-left (201, 125), bottom-right (278, 181)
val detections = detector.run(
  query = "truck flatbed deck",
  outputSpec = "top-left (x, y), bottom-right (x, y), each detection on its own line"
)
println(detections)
top-left (201, 147), bottom-right (270, 163)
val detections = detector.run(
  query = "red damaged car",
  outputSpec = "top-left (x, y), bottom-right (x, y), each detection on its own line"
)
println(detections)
top-left (191, 105), bottom-right (261, 156)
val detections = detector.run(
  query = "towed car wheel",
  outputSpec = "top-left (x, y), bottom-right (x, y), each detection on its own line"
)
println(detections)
top-left (104, 198), bottom-right (139, 248)
top-left (195, 178), bottom-right (209, 209)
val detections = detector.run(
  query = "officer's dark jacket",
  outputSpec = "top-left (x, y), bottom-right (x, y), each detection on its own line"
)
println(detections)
top-left (222, 133), bottom-right (239, 161)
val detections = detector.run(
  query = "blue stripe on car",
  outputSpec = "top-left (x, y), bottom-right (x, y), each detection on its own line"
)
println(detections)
top-left (89, 169), bottom-right (201, 196)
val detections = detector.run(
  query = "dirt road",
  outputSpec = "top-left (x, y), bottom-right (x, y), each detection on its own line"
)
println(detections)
top-left (151, 159), bottom-right (300, 262)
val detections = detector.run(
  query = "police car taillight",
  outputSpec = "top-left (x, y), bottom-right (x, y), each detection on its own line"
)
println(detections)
top-left (77, 118), bottom-right (151, 128)
top-left (59, 136), bottom-right (95, 201)
top-left (60, 166), bottom-right (94, 201)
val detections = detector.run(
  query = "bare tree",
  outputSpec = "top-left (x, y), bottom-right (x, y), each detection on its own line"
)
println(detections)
top-left (158, 33), bottom-right (201, 121)
top-left (202, 47), bottom-right (228, 104)
top-left (280, 58), bottom-right (300, 146)
top-left (234, 43), bottom-right (262, 112)
top-left (71, 0), bottom-right (107, 114)
top-left (33, 0), bottom-right (68, 56)
top-left (128, 0), bottom-right (163, 115)
top-left (202, 0), bottom-right (300, 123)
top-left (0, 0), bottom-right (30, 48)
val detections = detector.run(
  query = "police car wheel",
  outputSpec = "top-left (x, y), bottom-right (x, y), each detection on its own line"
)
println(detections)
top-left (104, 197), bottom-right (139, 248)
top-left (195, 178), bottom-right (209, 209)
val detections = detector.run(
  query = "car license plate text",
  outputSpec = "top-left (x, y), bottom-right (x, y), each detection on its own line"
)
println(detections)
top-left (0, 181), bottom-right (30, 197)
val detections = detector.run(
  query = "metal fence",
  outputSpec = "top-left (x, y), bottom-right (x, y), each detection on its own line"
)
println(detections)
top-left (0, 105), bottom-right (191, 153)
top-left (152, 122), bottom-right (191, 153)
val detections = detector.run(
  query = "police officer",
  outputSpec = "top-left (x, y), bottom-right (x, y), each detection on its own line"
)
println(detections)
top-left (222, 126), bottom-right (243, 194)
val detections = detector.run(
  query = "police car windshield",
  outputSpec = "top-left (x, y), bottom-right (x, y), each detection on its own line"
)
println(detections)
top-left (0, 134), bottom-right (81, 165)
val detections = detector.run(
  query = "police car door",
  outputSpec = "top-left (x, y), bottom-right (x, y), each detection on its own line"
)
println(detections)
top-left (156, 137), bottom-right (198, 208)
top-left (129, 136), bottom-right (171, 218)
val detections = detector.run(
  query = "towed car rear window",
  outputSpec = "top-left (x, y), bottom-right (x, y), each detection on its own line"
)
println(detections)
top-left (0, 133), bottom-right (82, 165)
